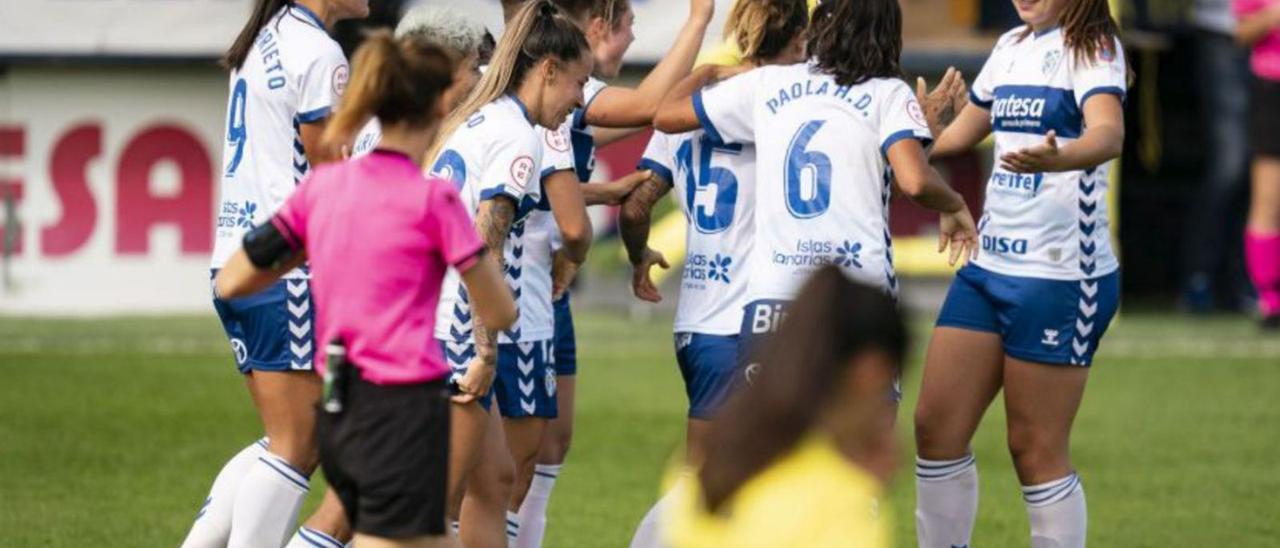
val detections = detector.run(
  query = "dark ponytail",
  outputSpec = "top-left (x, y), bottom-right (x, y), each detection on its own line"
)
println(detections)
top-left (323, 31), bottom-right (455, 147)
top-left (806, 0), bottom-right (903, 87)
top-left (698, 266), bottom-right (908, 512)
top-left (223, 0), bottom-right (290, 70)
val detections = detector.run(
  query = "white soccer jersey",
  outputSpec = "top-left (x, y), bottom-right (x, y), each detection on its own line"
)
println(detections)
top-left (695, 62), bottom-right (932, 300)
top-left (640, 129), bottom-right (756, 335)
top-left (510, 121), bottom-right (576, 342)
top-left (970, 27), bottom-right (1126, 280)
top-left (351, 117), bottom-right (382, 157)
top-left (211, 4), bottom-right (348, 274)
top-left (568, 77), bottom-right (609, 181)
top-left (431, 96), bottom-right (544, 343)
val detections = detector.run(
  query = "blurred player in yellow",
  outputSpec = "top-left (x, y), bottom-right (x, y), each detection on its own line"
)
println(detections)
top-left (665, 266), bottom-right (905, 548)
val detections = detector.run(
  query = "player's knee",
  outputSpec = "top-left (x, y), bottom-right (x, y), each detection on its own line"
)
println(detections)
top-left (538, 425), bottom-right (572, 464)
top-left (1006, 427), bottom-right (1067, 477)
top-left (913, 404), bottom-right (965, 458)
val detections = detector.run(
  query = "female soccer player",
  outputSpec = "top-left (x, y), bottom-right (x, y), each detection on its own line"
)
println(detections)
top-left (186, 1), bottom-right (366, 546)
top-left (427, 2), bottom-right (592, 545)
top-left (619, 3), bottom-right (808, 545)
top-left (215, 33), bottom-right (516, 548)
top-left (653, 0), bottom-right (978, 367)
top-left (665, 266), bottom-right (907, 548)
top-left (1236, 0), bottom-right (1280, 328)
top-left (913, 0), bottom-right (1129, 545)
top-left (511, 2), bottom-right (717, 546)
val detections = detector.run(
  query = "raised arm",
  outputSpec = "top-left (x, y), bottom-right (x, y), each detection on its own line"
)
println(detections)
top-left (1236, 3), bottom-right (1280, 46)
top-left (653, 64), bottom-right (729, 134)
top-left (619, 174), bottom-right (674, 302)
top-left (929, 103), bottom-right (993, 159)
top-left (583, 0), bottom-right (714, 128)
top-left (887, 138), bottom-right (979, 265)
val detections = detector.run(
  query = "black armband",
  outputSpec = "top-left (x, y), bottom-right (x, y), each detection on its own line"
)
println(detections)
top-left (243, 221), bottom-right (297, 270)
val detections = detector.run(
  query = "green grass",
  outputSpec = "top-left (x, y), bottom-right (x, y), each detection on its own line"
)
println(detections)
top-left (1, 311), bottom-right (1278, 546)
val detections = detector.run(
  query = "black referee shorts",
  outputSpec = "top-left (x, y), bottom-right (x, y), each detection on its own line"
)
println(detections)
top-left (1250, 76), bottom-right (1280, 158)
top-left (317, 374), bottom-right (450, 538)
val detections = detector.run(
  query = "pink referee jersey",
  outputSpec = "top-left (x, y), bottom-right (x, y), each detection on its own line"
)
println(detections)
top-left (1236, 0), bottom-right (1280, 80)
top-left (272, 149), bottom-right (485, 385)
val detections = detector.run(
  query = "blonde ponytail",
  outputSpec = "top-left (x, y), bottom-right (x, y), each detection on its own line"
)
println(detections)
top-left (724, 0), bottom-right (808, 63)
top-left (425, 0), bottom-right (588, 165)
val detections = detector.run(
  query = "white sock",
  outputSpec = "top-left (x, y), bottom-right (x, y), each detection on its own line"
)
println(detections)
top-left (629, 469), bottom-right (696, 548)
top-left (514, 463), bottom-right (561, 548)
top-left (180, 438), bottom-right (268, 548)
top-left (229, 450), bottom-right (311, 548)
top-left (1023, 472), bottom-right (1087, 548)
top-left (506, 511), bottom-right (521, 545)
top-left (915, 454), bottom-right (979, 548)
top-left (284, 526), bottom-right (344, 548)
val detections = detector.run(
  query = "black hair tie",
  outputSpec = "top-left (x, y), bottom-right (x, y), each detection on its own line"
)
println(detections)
top-left (538, 1), bottom-right (556, 18)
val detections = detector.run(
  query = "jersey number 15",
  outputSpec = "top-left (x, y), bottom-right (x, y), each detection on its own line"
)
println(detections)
top-left (676, 136), bottom-right (741, 234)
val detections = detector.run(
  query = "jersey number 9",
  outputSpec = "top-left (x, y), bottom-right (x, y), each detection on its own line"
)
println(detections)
top-left (224, 78), bottom-right (248, 178)
top-left (784, 120), bottom-right (833, 219)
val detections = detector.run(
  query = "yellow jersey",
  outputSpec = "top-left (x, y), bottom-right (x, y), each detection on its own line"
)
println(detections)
top-left (664, 436), bottom-right (890, 548)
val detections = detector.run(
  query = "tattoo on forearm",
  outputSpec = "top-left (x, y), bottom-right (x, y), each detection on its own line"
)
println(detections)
top-left (472, 197), bottom-right (517, 364)
top-left (620, 178), bottom-right (671, 263)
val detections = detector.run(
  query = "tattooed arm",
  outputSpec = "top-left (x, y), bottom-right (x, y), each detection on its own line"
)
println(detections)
top-left (456, 195), bottom-right (517, 401)
top-left (619, 174), bottom-right (673, 303)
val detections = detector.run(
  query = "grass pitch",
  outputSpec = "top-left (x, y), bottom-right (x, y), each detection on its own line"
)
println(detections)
top-left (1, 310), bottom-right (1278, 546)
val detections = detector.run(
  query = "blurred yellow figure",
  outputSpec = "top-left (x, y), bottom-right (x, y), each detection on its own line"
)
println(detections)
top-left (657, 266), bottom-right (905, 548)
top-left (695, 0), bottom-right (818, 66)
top-left (665, 436), bottom-right (889, 548)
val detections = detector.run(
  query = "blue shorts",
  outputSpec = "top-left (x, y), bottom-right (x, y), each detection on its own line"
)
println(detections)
top-left (936, 264), bottom-right (1120, 366)
top-left (551, 294), bottom-right (577, 376)
top-left (675, 333), bottom-right (740, 419)
top-left (737, 298), bottom-right (903, 401)
top-left (212, 272), bottom-right (314, 374)
top-left (736, 299), bottom-right (790, 371)
top-left (441, 339), bottom-right (558, 418)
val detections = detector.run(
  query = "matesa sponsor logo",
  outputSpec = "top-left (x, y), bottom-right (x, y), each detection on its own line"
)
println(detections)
top-left (510, 155), bottom-right (535, 190)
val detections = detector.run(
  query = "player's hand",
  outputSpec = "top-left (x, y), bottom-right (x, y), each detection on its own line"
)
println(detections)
top-left (631, 248), bottom-right (670, 303)
top-left (551, 249), bottom-right (581, 300)
top-left (711, 63), bottom-right (752, 82)
top-left (451, 359), bottom-right (496, 404)
top-left (595, 169), bottom-right (652, 206)
top-left (916, 67), bottom-right (968, 136)
top-left (938, 206), bottom-right (979, 266)
top-left (690, 0), bottom-right (714, 26)
top-left (1000, 130), bottom-right (1061, 173)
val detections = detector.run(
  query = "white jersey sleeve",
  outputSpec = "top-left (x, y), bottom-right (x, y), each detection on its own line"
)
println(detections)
top-left (638, 130), bottom-right (677, 184)
top-left (878, 80), bottom-right (934, 153)
top-left (1071, 37), bottom-right (1128, 108)
top-left (970, 28), bottom-right (1021, 109)
top-left (479, 122), bottom-right (540, 202)
top-left (693, 69), bottom-right (765, 145)
top-left (296, 43), bottom-right (348, 123)
top-left (541, 121), bottom-right (575, 177)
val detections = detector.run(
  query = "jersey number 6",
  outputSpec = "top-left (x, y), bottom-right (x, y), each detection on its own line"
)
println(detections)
top-left (784, 120), bottom-right (833, 219)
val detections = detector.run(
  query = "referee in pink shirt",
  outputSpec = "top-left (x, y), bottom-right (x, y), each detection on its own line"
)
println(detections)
top-left (215, 32), bottom-right (516, 548)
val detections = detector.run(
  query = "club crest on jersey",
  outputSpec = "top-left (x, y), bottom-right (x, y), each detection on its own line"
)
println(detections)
top-left (544, 367), bottom-right (557, 398)
top-left (1042, 50), bottom-right (1062, 76)
top-left (332, 64), bottom-right (349, 97)
top-left (544, 127), bottom-right (570, 153)
top-left (510, 155), bottom-right (535, 190)
top-left (907, 99), bottom-right (927, 128)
